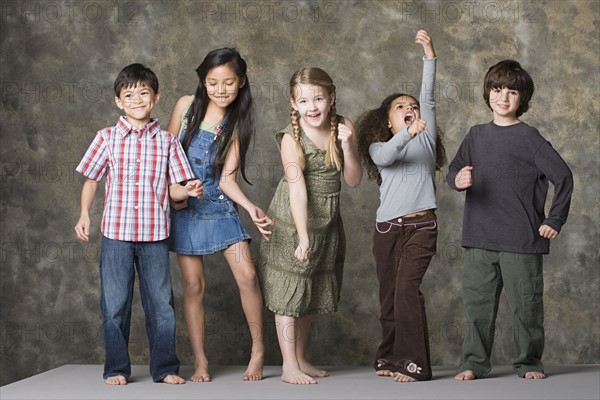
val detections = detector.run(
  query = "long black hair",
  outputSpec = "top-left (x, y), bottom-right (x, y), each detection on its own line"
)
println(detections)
top-left (182, 48), bottom-right (255, 184)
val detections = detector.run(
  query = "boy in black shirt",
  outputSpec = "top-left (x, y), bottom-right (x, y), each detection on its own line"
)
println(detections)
top-left (446, 60), bottom-right (573, 380)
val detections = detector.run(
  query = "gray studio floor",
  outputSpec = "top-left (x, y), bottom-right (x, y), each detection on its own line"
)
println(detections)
top-left (1, 364), bottom-right (599, 400)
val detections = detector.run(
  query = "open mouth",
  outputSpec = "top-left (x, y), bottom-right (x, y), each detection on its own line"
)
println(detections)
top-left (404, 114), bottom-right (414, 125)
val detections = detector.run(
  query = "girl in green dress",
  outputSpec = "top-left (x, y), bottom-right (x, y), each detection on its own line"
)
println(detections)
top-left (257, 68), bottom-right (362, 384)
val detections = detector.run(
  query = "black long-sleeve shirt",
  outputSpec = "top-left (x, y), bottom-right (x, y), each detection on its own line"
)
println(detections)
top-left (446, 121), bottom-right (573, 254)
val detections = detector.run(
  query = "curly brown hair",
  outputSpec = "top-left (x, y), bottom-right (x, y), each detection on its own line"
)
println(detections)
top-left (356, 93), bottom-right (446, 186)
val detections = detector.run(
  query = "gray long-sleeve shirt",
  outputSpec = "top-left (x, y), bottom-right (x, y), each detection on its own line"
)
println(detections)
top-left (369, 57), bottom-right (437, 222)
top-left (446, 121), bottom-right (573, 254)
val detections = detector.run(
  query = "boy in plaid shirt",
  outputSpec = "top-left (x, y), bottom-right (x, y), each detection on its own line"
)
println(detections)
top-left (75, 64), bottom-right (202, 385)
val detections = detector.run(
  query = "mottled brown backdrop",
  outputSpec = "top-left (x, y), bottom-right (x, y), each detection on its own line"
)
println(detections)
top-left (1, 0), bottom-right (598, 385)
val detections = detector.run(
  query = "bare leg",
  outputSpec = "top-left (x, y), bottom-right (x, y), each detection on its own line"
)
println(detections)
top-left (162, 374), bottom-right (186, 384)
top-left (524, 371), bottom-right (546, 379)
top-left (223, 242), bottom-right (265, 381)
top-left (275, 314), bottom-right (317, 384)
top-left (296, 316), bottom-right (328, 377)
top-left (178, 254), bottom-right (211, 382)
top-left (454, 370), bottom-right (476, 381)
top-left (104, 375), bottom-right (127, 385)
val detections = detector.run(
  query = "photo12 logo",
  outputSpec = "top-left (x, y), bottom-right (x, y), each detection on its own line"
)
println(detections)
top-left (1, 1), bottom-right (140, 24)
top-left (399, 1), bottom-right (540, 24)
top-left (198, 1), bottom-right (338, 23)
top-left (2, 82), bottom-right (103, 104)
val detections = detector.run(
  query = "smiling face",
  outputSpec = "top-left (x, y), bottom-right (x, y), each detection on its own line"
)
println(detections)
top-left (387, 95), bottom-right (420, 135)
top-left (489, 87), bottom-right (521, 125)
top-left (291, 83), bottom-right (334, 130)
top-left (115, 82), bottom-right (159, 128)
top-left (205, 63), bottom-right (244, 110)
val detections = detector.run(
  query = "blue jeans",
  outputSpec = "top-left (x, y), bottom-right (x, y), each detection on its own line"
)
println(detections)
top-left (100, 236), bottom-right (180, 382)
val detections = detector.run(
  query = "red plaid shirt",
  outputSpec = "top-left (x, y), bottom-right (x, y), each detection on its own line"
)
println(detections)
top-left (77, 116), bottom-right (195, 242)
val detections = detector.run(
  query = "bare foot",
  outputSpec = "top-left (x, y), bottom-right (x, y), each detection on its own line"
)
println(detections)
top-left (104, 375), bottom-right (127, 385)
top-left (242, 353), bottom-right (264, 381)
top-left (376, 370), bottom-right (393, 377)
top-left (299, 360), bottom-right (328, 377)
top-left (455, 370), bottom-right (476, 381)
top-left (162, 374), bottom-right (186, 384)
top-left (392, 372), bottom-right (416, 382)
top-left (281, 368), bottom-right (317, 385)
top-left (191, 369), bottom-right (211, 382)
top-left (524, 371), bottom-right (546, 379)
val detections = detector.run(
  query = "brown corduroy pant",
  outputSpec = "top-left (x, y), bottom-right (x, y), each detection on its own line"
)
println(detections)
top-left (372, 212), bottom-right (437, 381)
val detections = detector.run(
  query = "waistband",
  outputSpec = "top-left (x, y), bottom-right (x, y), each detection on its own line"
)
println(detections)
top-left (377, 210), bottom-right (436, 229)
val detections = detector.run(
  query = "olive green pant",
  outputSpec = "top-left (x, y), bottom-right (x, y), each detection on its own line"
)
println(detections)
top-left (458, 248), bottom-right (544, 378)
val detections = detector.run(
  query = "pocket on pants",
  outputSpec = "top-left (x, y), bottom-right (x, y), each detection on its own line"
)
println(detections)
top-left (520, 277), bottom-right (544, 326)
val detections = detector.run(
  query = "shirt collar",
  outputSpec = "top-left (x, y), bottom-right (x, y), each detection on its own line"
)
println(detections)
top-left (116, 116), bottom-right (161, 137)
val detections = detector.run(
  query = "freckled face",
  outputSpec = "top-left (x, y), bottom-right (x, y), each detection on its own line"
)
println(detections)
top-left (387, 95), bottom-right (420, 134)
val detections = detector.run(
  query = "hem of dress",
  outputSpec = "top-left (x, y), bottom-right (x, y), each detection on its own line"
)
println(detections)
top-left (169, 235), bottom-right (251, 255)
top-left (264, 304), bottom-right (338, 318)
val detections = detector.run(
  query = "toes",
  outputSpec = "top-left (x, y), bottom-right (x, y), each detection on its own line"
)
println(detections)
top-left (524, 372), bottom-right (545, 379)
top-left (105, 375), bottom-right (127, 385)
top-left (162, 374), bottom-right (185, 384)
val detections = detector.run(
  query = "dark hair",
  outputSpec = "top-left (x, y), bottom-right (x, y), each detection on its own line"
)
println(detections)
top-left (483, 59), bottom-right (534, 117)
top-left (357, 93), bottom-right (446, 185)
top-left (181, 48), bottom-right (255, 184)
top-left (113, 63), bottom-right (159, 97)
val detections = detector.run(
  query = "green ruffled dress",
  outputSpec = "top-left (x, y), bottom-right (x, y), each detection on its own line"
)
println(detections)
top-left (257, 120), bottom-right (346, 317)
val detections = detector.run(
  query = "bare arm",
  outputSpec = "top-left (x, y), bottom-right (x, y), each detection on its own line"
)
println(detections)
top-left (167, 95), bottom-right (194, 209)
top-left (219, 137), bottom-right (273, 239)
top-left (74, 179), bottom-right (98, 242)
top-left (280, 134), bottom-right (310, 261)
top-left (338, 119), bottom-right (362, 188)
top-left (167, 95), bottom-right (193, 137)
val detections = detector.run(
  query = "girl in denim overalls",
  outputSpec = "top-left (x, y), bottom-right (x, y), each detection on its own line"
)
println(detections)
top-left (168, 48), bottom-right (272, 382)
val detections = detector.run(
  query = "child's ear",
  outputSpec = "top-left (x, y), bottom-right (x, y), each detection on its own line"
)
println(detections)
top-left (154, 91), bottom-right (161, 103)
top-left (387, 120), bottom-right (392, 129)
top-left (115, 97), bottom-right (124, 110)
top-left (239, 77), bottom-right (246, 88)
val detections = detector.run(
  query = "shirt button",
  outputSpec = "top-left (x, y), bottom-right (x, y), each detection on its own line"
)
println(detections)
top-left (135, 182), bottom-right (139, 186)
top-left (219, 195), bottom-right (224, 199)
top-left (397, 218), bottom-right (403, 223)
top-left (136, 159), bottom-right (140, 163)
top-left (134, 206), bottom-right (138, 210)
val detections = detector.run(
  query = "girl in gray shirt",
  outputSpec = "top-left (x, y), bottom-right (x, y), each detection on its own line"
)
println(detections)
top-left (356, 30), bottom-right (445, 382)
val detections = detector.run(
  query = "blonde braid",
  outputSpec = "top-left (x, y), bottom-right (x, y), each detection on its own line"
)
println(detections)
top-left (325, 102), bottom-right (342, 171)
top-left (290, 109), bottom-right (306, 171)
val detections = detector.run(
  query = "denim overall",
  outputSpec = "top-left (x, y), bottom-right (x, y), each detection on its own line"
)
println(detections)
top-left (169, 117), bottom-right (250, 254)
